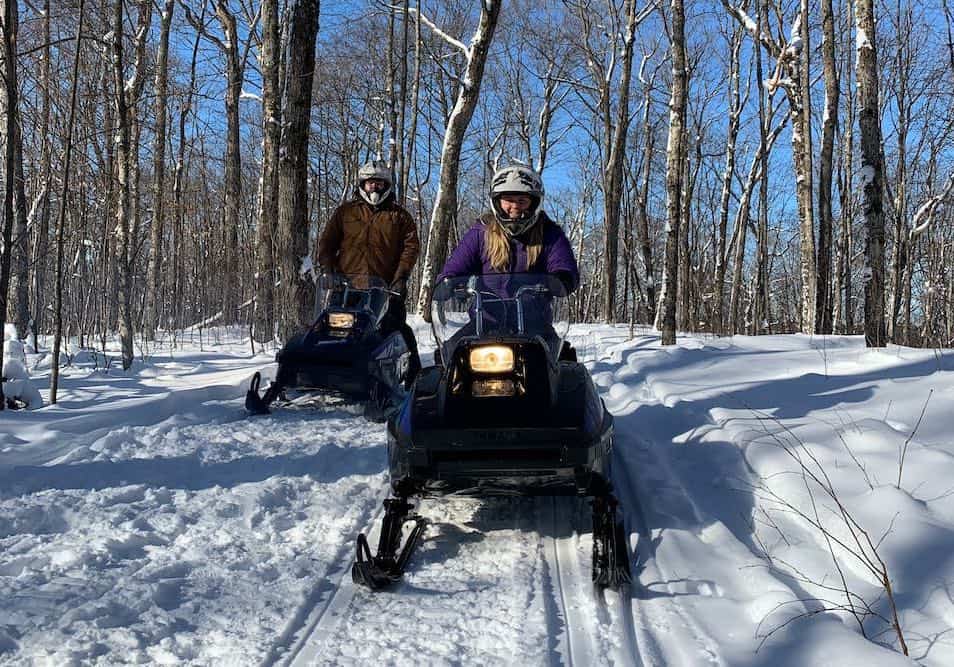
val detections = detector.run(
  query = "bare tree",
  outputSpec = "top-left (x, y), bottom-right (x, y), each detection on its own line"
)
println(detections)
top-left (254, 0), bottom-right (281, 340)
top-left (815, 0), bottom-right (839, 334)
top-left (110, 0), bottom-right (152, 370)
top-left (144, 0), bottom-right (176, 340)
top-left (414, 1), bottom-right (502, 317)
top-left (49, 0), bottom-right (86, 404)
top-left (0, 0), bottom-right (20, 408)
top-left (659, 0), bottom-right (687, 346)
top-left (276, 0), bottom-right (320, 341)
top-left (856, 0), bottom-right (887, 347)
top-left (722, 0), bottom-right (817, 334)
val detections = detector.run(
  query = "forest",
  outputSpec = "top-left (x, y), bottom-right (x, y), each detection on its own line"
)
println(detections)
top-left (1, 0), bottom-right (953, 398)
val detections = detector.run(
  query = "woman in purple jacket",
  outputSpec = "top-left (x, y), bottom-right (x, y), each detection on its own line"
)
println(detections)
top-left (437, 165), bottom-right (580, 293)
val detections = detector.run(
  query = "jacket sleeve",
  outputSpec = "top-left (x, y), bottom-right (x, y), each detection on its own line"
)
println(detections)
top-left (395, 210), bottom-right (420, 280)
top-left (545, 226), bottom-right (580, 294)
top-left (436, 224), bottom-right (483, 284)
top-left (317, 206), bottom-right (344, 272)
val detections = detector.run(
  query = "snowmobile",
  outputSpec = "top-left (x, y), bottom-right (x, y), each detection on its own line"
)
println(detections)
top-left (352, 272), bottom-right (631, 591)
top-left (245, 273), bottom-right (411, 419)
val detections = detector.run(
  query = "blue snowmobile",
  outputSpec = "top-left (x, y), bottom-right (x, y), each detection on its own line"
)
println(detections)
top-left (245, 273), bottom-right (411, 419)
top-left (352, 272), bottom-right (631, 590)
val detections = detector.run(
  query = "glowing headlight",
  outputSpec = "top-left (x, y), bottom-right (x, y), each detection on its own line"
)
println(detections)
top-left (328, 312), bottom-right (355, 329)
top-left (472, 378), bottom-right (515, 397)
top-left (469, 345), bottom-right (514, 374)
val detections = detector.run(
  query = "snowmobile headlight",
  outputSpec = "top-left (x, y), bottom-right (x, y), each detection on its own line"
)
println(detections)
top-left (472, 378), bottom-right (515, 397)
top-left (328, 312), bottom-right (355, 329)
top-left (468, 345), bottom-right (514, 374)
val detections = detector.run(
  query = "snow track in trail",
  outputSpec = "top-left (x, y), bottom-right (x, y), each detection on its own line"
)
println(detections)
top-left (266, 489), bottom-right (391, 667)
top-left (537, 496), bottom-right (644, 666)
top-left (279, 493), bottom-right (653, 665)
top-left (613, 440), bottom-right (725, 667)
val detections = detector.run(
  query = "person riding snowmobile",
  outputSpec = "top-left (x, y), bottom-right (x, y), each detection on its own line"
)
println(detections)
top-left (435, 164), bottom-right (579, 352)
top-left (317, 160), bottom-right (422, 387)
top-left (437, 164), bottom-right (579, 291)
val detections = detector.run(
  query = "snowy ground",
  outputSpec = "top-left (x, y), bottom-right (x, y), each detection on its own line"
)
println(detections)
top-left (2, 321), bottom-right (952, 665)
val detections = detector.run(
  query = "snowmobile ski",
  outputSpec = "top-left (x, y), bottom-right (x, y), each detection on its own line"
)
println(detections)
top-left (352, 495), bottom-right (427, 590)
top-left (245, 371), bottom-right (280, 415)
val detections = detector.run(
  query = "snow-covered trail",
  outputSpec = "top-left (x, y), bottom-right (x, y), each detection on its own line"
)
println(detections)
top-left (2, 372), bottom-right (395, 665)
top-left (279, 493), bottom-right (644, 666)
top-left (4, 328), bottom-right (949, 665)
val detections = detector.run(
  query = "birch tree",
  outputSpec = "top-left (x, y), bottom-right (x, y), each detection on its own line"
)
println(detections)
top-left (856, 0), bottom-right (887, 347)
top-left (659, 0), bottom-right (687, 346)
top-left (414, 0), bottom-right (502, 317)
top-left (722, 0), bottom-right (817, 334)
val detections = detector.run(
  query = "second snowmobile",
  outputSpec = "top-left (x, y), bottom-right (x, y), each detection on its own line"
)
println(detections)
top-left (352, 272), bottom-right (631, 591)
top-left (245, 273), bottom-right (411, 419)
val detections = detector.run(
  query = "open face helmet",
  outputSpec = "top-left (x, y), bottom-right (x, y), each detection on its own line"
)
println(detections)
top-left (489, 165), bottom-right (544, 237)
top-left (357, 160), bottom-right (393, 206)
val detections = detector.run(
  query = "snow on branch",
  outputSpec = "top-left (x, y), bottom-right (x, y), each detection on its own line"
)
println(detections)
top-left (909, 172), bottom-right (954, 241)
top-left (407, 7), bottom-right (469, 57)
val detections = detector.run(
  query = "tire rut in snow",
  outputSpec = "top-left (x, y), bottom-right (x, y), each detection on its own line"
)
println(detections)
top-left (265, 491), bottom-right (390, 667)
top-left (614, 436), bottom-right (726, 666)
top-left (536, 495), bottom-right (645, 666)
top-left (293, 496), bottom-right (557, 664)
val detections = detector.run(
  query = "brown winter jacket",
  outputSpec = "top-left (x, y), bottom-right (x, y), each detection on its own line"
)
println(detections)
top-left (316, 195), bottom-right (420, 283)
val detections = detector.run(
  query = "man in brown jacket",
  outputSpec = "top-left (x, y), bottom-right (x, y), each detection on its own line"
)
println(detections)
top-left (317, 160), bottom-right (421, 387)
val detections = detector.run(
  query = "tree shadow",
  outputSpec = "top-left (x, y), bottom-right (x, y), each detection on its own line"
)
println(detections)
top-left (0, 442), bottom-right (386, 499)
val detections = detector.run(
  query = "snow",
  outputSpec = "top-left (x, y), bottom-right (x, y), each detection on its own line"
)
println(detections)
top-left (2, 324), bottom-right (953, 665)
top-left (2, 326), bottom-right (43, 409)
top-left (857, 27), bottom-right (873, 51)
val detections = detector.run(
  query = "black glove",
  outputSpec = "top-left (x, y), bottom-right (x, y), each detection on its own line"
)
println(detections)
top-left (552, 270), bottom-right (576, 294)
top-left (390, 277), bottom-right (408, 299)
top-left (317, 271), bottom-right (337, 289)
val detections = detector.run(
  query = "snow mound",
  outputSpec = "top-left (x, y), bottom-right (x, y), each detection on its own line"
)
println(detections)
top-left (2, 334), bottom-right (43, 409)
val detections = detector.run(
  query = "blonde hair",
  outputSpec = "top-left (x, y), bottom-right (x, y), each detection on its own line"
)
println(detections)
top-left (484, 217), bottom-right (546, 272)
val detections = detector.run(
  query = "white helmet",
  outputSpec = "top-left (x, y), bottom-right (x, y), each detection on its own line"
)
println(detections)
top-left (356, 160), bottom-right (393, 206)
top-left (489, 164), bottom-right (545, 236)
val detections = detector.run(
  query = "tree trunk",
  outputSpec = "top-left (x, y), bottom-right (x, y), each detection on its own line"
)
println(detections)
top-left (601, 0), bottom-right (641, 323)
top-left (49, 0), bottom-right (86, 404)
top-left (659, 0), bottom-right (687, 346)
top-left (216, 1), bottom-right (243, 326)
top-left (255, 0), bottom-right (281, 341)
top-left (31, 0), bottom-right (53, 349)
top-left (715, 26), bottom-right (743, 334)
top-left (856, 0), bottom-right (887, 348)
top-left (635, 93), bottom-right (656, 322)
top-left (753, 0), bottom-right (770, 335)
top-left (144, 0), bottom-right (175, 339)
top-left (0, 0), bottom-right (19, 407)
top-left (277, 0), bottom-right (320, 341)
top-left (415, 1), bottom-right (502, 316)
top-left (112, 0), bottom-right (152, 370)
top-left (816, 0), bottom-right (838, 334)
top-left (795, 0), bottom-right (816, 334)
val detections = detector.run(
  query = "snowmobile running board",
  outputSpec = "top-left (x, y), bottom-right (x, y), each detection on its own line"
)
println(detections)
top-left (352, 497), bottom-right (427, 590)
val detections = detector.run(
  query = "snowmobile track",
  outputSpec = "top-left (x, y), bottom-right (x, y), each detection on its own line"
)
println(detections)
top-left (613, 435), bottom-right (726, 666)
top-left (263, 490), bottom-right (392, 667)
top-left (538, 496), bottom-right (644, 666)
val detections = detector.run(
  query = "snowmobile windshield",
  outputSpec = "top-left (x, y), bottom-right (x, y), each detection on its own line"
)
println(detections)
top-left (314, 273), bottom-right (392, 326)
top-left (431, 273), bottom-right (570, 363)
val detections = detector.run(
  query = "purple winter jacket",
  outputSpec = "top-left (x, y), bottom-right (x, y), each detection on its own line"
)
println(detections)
top-left (437, 212), bottom-right (580, 293)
